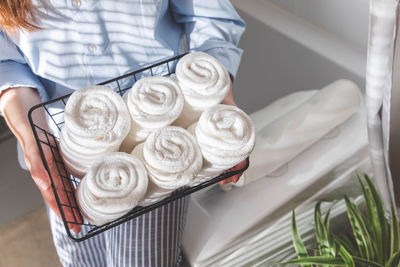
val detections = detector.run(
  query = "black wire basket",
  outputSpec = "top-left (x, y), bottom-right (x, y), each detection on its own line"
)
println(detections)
top-left (28, 53), bottom-right (249, 242)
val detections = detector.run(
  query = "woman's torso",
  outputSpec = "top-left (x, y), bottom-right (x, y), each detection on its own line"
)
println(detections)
top-left (11, 0), bottom-right (182, 100)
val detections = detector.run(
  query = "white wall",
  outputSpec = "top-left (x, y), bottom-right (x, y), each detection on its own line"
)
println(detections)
top-left (232, 0), bottom-right (367, 114)
top-left (266, 0), bottom-right (369, 52)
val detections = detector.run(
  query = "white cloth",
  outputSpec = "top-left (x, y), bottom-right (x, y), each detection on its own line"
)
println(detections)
top-left (60, 85), bottom-right (131, 178)
top-left (219, 91), bottom-right (316, 190)
top-left (132, 126), bottom-right (203, 206)
top-left (188, 104), bottom-right (255, 185)
top-left (132, 143), bottom-right (176, 206)
top-left (239, 79), bottom-right (362, 186)
top-left (174, 52), bottom-right (230, 128)
top-left (76, 152), bottom-right (148, 225)
top-left (250, 90), bottom-right (317, 133)
top-left (120, 76), bottom-right (184, 152)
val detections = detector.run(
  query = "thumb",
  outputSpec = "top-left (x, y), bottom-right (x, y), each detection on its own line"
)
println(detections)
top-left (32, 175), bottom-right (51, 191)
top-left (27, 151), bottom-right (52, 191)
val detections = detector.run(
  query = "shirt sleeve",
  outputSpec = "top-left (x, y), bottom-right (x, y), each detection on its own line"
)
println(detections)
top-left (170, 0), bottom-right (246, 80)
top-left (0, 31), bottom-right (48, 101)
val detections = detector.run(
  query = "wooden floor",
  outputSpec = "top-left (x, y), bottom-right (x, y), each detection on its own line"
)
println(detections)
top-left (0, 207), bottom-right (61, 267)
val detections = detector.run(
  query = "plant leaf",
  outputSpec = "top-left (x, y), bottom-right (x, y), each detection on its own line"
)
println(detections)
top-left (278, 256), bottom-right (346, 266)
top-left (324, 206), bottom-right (332, 229)
top-left (385, 251), bottom-right (400, 267)
top-left (314, 202), bottom-right (324, 256)
top-left (291, 209), bottom-right (311, 267)
top-left (336, 235), bottom-right (359, 256)
top-left (352, 256), bottom-right (385, 267)
top-left (358, 174), bottom-right (380, 260)
top-left (390, 205), bottom-right (400, 256)
top-left (315, 202), bottom-right (336, 258)
top-left (345, 196), bottom-right (374, 261)
top-left (363, 174), bottom-right (390, 262)
top-left (338, 244), bottom-right (355, 267)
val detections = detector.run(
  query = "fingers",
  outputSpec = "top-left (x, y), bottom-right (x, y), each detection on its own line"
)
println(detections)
top-left (218, 173), bottom-right (243, 185)
top-left (39, 185), bottom-right (81, 234)
top-left (28, 145), bottom-right (82, 234)
top-left (47, 148), bottom-right (83, 233)
top-left (218, 159), bottom-right (247, 185)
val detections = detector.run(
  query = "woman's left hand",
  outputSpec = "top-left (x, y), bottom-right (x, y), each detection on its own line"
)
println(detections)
top-left (218, 80), bottom-right (247, 185)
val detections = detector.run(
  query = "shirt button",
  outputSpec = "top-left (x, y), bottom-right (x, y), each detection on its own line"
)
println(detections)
top-left (72, 0), bottom-right (81, 8)
top-left (88, 44), bottom-right (97, 53)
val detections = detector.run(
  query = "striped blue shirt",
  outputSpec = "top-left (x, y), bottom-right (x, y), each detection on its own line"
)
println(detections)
top-left (0, 0), bottom-right (245, 102)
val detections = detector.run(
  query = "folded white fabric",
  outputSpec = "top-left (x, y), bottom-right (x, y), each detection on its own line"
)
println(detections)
top-left (76, 152), bottom-right (148, 225)
top-left (237, 79), bottom-right (363, 186)
top-left (173, 52), bottom-right (230, 128)
top-left (188, 104), bottom-right (256, 185)
top-left (121, 76), bottom-right (184, 152)
top-left (60, 85), bottom-right (131, 178)
top-left (132, 126), bottom-right (203, 206)
top-left (250, 90), bottom-right (317, 133)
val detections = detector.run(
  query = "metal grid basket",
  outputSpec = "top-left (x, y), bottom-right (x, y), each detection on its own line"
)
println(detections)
top-left (28, 54), bottom-right (249, 242)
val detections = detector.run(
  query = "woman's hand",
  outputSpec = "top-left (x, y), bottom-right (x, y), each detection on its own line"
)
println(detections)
top-left (0, 87), bottom-right (82, 234)
top-left (24, 137), bottom-right (82, 234)
top-left (218, 80), bottom-right (247, 185)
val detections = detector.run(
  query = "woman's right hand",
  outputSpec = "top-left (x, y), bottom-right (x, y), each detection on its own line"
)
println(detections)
top-left (0, 87), bottom-right (82, 234)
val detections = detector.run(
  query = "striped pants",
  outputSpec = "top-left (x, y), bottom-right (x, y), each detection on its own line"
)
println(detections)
top-left (46, 196), bottom-right (190, 267)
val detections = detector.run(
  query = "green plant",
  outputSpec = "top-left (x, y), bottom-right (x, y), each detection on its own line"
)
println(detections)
top-left (280, 174), bottom-right (400, 267)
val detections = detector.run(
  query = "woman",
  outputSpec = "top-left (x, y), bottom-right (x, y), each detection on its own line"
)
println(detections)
top-left (0, 0), bottom-right (245, 266)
